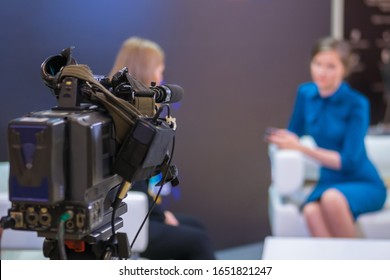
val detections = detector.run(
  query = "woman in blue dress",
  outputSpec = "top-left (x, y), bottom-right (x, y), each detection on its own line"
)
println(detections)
top-left (267, 37), bottom-right (387, 237)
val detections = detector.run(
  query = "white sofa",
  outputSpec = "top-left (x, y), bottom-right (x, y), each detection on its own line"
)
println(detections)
top-left (0, 161), bottom-right (148, 258)
top-left (268, 135), bottom-right (390, 239)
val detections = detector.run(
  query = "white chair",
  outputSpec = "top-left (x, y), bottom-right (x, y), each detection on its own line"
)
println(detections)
top-left (0, 161), bottom-right (149, 257)
top-left (268, 135), bottom-right (390, 238)
top-left (121, 191), bottom-right (149, 258)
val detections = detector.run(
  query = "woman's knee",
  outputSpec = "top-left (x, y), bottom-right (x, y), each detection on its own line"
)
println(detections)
top-left (302, 202), bottom-right (321, 220)
top-left (320, 188), bottom-right (355, 221)
top-left (321, 188), bottom-right (348, 209)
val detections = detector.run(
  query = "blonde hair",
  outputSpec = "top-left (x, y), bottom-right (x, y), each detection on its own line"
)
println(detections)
top-left (109, 37), bottom-right (165, 85)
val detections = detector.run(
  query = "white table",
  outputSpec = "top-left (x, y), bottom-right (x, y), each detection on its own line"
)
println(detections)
top-left (262, 236), bottom-right (390, 259)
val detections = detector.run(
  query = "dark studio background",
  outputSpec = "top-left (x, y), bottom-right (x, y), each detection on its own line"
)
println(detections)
top-left (0, 0), bottom-right (330, 250)
top-left (343, 0), bottom-right (390, 125)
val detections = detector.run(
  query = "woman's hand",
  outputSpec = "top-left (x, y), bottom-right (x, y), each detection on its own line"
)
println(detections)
top-left (265, 128), bottom-right (341, 170)
top-left (266, 128), bottom-right (301, 150)
top-left (164, 210), bottom-right (179, 226)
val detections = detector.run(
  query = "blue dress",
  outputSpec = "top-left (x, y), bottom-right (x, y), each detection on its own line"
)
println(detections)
top-left (288, 82), bottom-right (387, 219)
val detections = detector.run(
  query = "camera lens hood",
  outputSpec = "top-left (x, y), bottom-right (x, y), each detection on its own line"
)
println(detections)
top-left (41, 47), bottom-right (77, 93)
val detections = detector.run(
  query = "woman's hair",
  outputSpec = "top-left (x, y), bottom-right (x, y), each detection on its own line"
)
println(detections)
top-left (311, 37), bottom-right (353, 76)
top-left (109, 36), bottom-right (165, 85)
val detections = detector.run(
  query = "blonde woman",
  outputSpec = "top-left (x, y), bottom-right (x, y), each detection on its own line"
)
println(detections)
top-left (110, 37), bottom-right (215, 259)
top-left (109, 36), bottom-right (164, 86)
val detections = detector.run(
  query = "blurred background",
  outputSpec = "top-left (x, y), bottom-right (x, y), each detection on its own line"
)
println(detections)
top-left (1, 0), bottom-right (387, 251)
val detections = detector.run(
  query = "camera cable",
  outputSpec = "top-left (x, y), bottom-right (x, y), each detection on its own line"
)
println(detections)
top-left (129, 135), bottom-right (176, 254)
top-left (57, 211), bottom-right (72, 260)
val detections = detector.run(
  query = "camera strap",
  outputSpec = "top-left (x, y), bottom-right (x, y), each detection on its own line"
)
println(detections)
top-left (60, 64), bottom-right (143, 144)
top-left (133, 96), bottom-right (155, 118)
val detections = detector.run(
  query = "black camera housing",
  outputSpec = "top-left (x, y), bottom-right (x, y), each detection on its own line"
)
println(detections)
top-left (7, 108), bottom-right (125, 241)
top-left (2, 47), bottom-right (177, 247)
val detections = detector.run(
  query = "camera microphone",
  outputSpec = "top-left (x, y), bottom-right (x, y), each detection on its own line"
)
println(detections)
top-left (151, 84), bottom-right (184, 104)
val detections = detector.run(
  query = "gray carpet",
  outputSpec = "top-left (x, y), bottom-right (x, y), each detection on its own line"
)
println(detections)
top-left (215, 242), bottom-right (263, 260)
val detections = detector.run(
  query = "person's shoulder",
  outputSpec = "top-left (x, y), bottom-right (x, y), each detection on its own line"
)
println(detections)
top-left (342, 83), bottom-right (369, 107)
top-left (297, 82), bottom-right (317, 98)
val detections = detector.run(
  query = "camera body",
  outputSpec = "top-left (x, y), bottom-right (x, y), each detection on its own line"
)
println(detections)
top-left (2, 47), bottom-right (179, 248)
top-left (7, 108), bottom-right (124, 241)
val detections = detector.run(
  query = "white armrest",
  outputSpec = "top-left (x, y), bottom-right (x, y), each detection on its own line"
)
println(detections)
top-left (269, 145), bottom-right (305, 195)
top-left (366, 135), bottom-right (390, 180)
top-left (268, 136), bottom-right (320, 196)
top-left (268, 186), bottom-right (310, 236)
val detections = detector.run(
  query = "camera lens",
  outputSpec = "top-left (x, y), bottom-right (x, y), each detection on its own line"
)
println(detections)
top-left (40, 47), bottom-right (76, 93)
top-left (43, 55), bottom-right (67, 76)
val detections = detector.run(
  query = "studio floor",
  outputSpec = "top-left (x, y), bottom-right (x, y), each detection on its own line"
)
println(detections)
top-left (216, 242), bottom-right (264, 260)
top-left (0, 242), bottom-right (264, 260)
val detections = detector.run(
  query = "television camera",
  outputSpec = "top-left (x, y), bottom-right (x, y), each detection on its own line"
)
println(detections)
top-left (0, 47), bottom-right (182, 259)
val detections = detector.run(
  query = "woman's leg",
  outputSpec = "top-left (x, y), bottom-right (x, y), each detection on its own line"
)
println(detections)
top-left (175, 213), bottom-right (207, 229)
top-left (319, 189), bottom-right (356, 238)
top-left (141, 220), bottom-right (216, 260)
top-left (303, 202), bottom-right (332, 237)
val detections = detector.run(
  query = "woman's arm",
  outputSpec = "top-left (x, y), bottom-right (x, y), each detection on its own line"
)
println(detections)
top-left (267, 129), bottom-right (341, 170)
